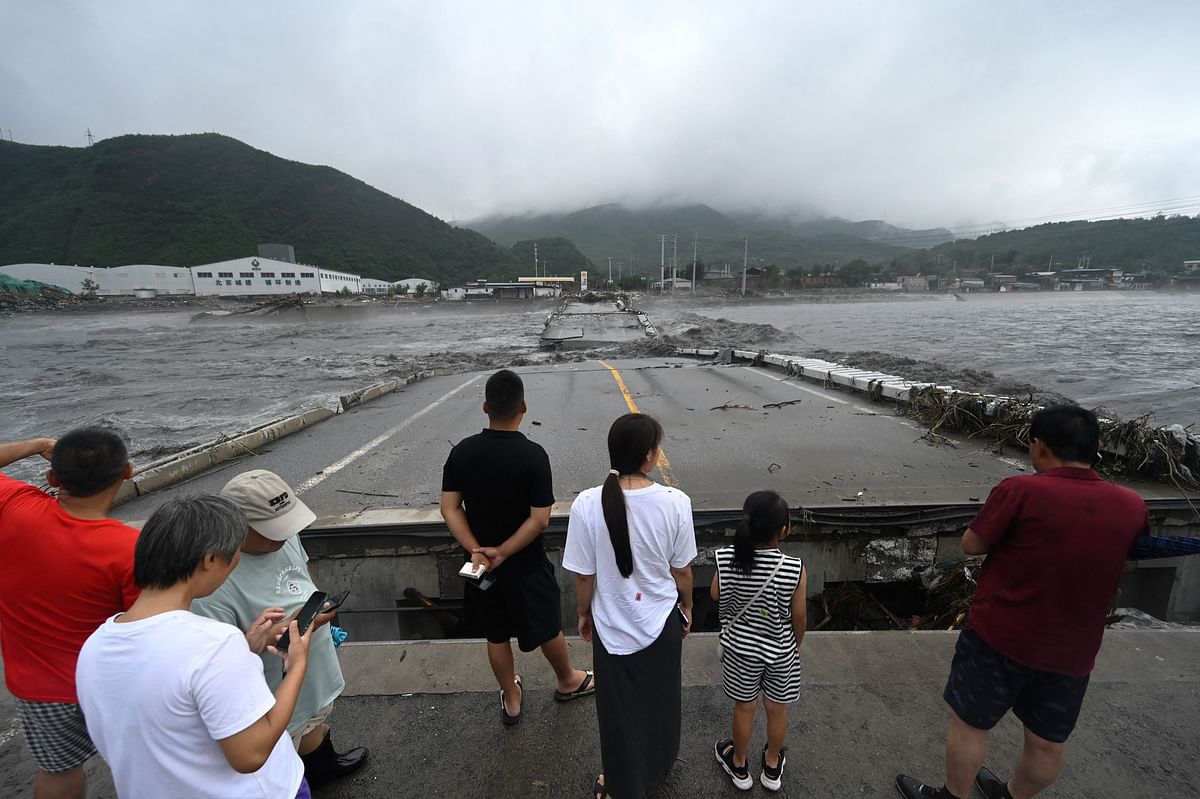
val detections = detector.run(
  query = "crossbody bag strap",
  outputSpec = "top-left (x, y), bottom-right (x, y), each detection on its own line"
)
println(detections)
top-left (724, 554), bottom-right (787, 632)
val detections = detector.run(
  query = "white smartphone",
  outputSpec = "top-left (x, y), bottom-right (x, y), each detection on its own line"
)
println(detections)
top-left (459, 561), bottom-right (486, 580)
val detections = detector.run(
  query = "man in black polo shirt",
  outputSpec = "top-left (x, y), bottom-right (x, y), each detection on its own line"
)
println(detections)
top-left (440, 369), bottom-right (594, 725)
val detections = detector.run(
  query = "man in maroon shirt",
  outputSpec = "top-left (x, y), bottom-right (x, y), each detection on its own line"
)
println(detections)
top-left (897, 406), bottom-right (1149, 799)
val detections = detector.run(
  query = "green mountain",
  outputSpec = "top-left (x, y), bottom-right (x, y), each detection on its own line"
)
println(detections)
top-left (913, 216), bottom-right (1200, 275)
top-left (468, 203), bottom-right (920, 276)
top-left (0, 134), bottom-right (519, 285)
top-left (726, 212), bottom-right (955, 248)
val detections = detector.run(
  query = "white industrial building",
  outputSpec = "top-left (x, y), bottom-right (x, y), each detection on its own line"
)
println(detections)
top-left (1, 256), bottom-right (379, 298)
top-left (360, 278), bottom-right (391, 295)
top-left (319, 269), bottom-right (361, 294)
top-left (391, 277), bottom-right (438, 295)
top-left (0, 263), bottom-right (193, 296)
top-left (191, 257), bottom-right (322, 296)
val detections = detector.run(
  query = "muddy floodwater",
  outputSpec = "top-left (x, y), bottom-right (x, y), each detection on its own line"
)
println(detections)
top-left (2, 291), bottom-right (1197, 485)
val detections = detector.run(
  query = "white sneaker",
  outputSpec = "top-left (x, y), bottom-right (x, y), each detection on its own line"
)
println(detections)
top-left (760, 745), bottom-right (787, 791)
top-left (714, 739), bottom-right (753, 791)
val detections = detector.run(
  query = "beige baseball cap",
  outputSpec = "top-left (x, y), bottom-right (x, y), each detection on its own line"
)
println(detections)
top-left (220, 469), bottom-right (316, 541)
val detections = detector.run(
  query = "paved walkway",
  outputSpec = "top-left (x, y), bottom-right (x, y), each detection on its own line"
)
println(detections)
top-left (2, 631), bottom-right (1198, 798)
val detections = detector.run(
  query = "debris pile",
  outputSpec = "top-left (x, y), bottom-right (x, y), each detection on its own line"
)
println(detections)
top-left (0, 275), bottom-right (83, 313)
top-left (906, 386), bottom-right (1200, 489)
top-left (814, 581), bottom-right (923, 631)
top-left (912, 559), bottom-right (984, 630)
top-left (813, 561), bottom-right (984, 632)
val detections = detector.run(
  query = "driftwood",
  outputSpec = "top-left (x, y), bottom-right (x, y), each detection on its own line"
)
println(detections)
top-left (710, 401), bottom-right (756, 411)
top-left (905, 387), bottom-right (1200, 490)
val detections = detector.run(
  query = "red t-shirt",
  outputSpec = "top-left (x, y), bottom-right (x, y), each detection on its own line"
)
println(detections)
top-left (967, 467), bottom-right (1148, 677)
top-left (0, 474), bottom-right (139, 703)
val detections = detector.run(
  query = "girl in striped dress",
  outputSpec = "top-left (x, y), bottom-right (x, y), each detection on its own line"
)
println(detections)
top-left (710, 490), bottom-right (807, 792)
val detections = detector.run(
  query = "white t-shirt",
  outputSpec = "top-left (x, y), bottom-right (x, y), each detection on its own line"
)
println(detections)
top-left (76, 611), bottom-right (303, 799)
top-left (563, 482), bottom-right (697, 655)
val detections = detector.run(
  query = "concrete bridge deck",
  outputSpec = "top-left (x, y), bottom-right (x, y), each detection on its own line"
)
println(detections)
top-left (113, 357), bottom-right (1183, 526)
top-left (2, 631), bottom-right (1198, 798)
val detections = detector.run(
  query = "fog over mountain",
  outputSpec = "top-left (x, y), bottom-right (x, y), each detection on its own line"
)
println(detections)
top-left (4, 2), bottom-right (1199, 231)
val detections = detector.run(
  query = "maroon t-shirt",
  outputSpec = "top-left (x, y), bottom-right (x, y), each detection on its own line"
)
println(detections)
top-left (967, 467), bottom-right (1148, 677)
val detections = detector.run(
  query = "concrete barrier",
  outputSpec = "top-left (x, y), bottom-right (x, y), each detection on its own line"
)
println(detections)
top-left (112, 369), bottom-right (468, 507)
top-left (339, 381), bottom-right (399, 411)
top-left (674, 346), bottom-right (1200, 483)
top-left (113, 408), bottom-right (336, 506)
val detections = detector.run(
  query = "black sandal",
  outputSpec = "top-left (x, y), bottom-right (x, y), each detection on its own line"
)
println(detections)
top-left (500, 675), bottom-right (522, 726)
top-left (592, 774), bottom-right (608, 798)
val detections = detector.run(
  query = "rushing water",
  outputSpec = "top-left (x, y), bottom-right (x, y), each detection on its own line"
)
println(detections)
top-left (1, 291), bottom-right (1196, 485)
top-left (687, 291), bottom-right (1200, 423)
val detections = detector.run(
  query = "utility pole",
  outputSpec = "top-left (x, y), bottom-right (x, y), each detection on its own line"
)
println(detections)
top-left (741, 237), bottom-right (749, 297)
top-left (662, 233), bottom-right (672, 295)
top-left (671, 235), bottom-right (678, 294)
top-left (608, 256), bottom-right (613, 286)
top-left (692, 233), bottom-right (698, 293)
top-left (534, 243), bottom-right (538, 278)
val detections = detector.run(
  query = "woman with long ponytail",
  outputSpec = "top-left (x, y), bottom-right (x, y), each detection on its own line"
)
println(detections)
top-left (563, 413), bottom-right (697, 799)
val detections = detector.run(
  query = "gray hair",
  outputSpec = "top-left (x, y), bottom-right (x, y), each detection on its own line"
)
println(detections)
top-left (134, 495), bottom-right (247, 590)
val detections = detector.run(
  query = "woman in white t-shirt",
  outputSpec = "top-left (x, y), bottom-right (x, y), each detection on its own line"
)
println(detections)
top-left (563, 413), bottom-right (697, 799)
top-left (76, 495), bottom-right (313, 799)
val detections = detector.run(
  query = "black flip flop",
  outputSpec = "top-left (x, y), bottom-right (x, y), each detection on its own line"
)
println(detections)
top-left (555, 670), bottom-right (595, 702)
top-left (591, 775), bottom-right (609, 798)
top-left (501, 675), bottom-right (522, 725)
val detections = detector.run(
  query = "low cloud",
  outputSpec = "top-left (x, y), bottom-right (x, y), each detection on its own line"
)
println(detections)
top-left (4, 1), bottom-right (1198, 230)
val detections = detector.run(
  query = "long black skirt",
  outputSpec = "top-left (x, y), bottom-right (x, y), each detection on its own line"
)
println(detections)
top-left (593, 615), bottom-right (682, 799)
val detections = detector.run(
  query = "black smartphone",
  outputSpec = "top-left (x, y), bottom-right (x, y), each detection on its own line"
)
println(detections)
top-left (322, 589), bottom-right (350, 612)
top-left (675, 605), bottom-right (690, 628)
top-left (276, 590), bottom-right (329, 652)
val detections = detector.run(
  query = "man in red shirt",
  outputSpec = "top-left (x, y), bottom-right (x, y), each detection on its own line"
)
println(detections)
top-left (897, 406), bottom-right (1149, 799)
top-left (0, 429), bottom-right (139, 799)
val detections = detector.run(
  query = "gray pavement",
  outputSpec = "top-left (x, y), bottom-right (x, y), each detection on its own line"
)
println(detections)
top-left (3, 631), bottom-right (1198, 798)
top-left (115, 357), bottom-right (1061, 524)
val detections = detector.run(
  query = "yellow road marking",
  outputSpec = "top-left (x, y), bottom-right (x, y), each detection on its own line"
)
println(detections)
top-left (597, 360), bottom-right (676, 486)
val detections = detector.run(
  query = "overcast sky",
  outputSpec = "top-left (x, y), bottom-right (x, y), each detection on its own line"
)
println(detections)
top-left (4, 1), bottom-right (1199, 231)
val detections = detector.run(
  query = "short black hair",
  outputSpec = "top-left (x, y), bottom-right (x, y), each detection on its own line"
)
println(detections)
top-left (1029, 405), bottom-right (1100, 464)
top-left (50, 427), bottom-right (129, 497)
top-left (485, 369), bottom-right (524, 419)
top-left (134, 496), bottom-right (246, 590)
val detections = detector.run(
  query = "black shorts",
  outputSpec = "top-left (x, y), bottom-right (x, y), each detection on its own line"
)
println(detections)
top-left (943, 627), bottom-right (1089, 744)
top-left (464, 556), bottom-right (562, 652)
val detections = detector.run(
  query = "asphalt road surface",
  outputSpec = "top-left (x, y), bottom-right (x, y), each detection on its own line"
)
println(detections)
top-left (116, 357), bottom-right (1046, 523)
top-left (4, 632), bottom-right (1198, 798)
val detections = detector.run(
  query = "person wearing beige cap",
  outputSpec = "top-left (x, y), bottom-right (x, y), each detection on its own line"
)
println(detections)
top-left (192, 469), bottom-right (368, 787)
